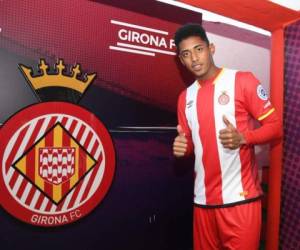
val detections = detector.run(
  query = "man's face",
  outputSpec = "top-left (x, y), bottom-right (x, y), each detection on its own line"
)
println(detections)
top-left (178, 36), bottom-right (215, 79)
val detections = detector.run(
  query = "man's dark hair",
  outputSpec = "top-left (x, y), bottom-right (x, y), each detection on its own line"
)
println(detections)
top-left (174, 23), bottom-right (209, 48)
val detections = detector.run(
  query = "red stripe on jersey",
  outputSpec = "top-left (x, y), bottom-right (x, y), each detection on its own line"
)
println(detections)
top-left (238, 146), bottom-right (255, 198)
top-left (234, 72), bottom-right (265, 198)
top-left (197, 84), bottom-right (223, 205)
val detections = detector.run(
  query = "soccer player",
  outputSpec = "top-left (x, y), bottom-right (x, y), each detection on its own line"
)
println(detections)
top-left (172, 23), bottom-right (282, 250)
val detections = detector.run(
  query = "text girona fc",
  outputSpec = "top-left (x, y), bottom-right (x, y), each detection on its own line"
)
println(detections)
top-left (0, 59), bottom-right (115, 226)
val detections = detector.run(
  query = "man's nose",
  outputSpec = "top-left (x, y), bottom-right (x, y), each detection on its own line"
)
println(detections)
top-left (191, 51), bottom-right (198, 61)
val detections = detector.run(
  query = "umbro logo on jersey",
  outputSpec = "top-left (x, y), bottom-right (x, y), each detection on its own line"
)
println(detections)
top-left (187, 100), bottom-right (193, 108)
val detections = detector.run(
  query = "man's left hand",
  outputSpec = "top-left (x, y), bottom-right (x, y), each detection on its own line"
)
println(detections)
top-left (219, 115), bottom-right (246, 149)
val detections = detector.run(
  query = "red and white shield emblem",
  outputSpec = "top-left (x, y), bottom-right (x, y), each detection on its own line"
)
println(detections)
top-left (0, 102), bottom-right (115, 226)
top-left (38, 147), bottom-right (76, 185)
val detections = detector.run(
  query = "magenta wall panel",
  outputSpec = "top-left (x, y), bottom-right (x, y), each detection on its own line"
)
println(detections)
top-left (280, 19), bottom-right (300, 250)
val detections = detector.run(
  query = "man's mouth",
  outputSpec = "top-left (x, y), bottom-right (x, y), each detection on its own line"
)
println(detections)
top-left (192, 64), bottom-right (202, 71)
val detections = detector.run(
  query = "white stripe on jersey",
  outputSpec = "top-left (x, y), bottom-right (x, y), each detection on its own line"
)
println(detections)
top-left (214, 69), bottom-right (244, 203)
top-left (185, 81), bottom-right (206, 205)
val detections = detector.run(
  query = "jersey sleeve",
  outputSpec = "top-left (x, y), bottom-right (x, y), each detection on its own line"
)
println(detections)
top-left (177, 90), bottom-right (194, 156)
top-left (237, 72), bottom-right (282, 144)
top-left (238, 72), bottom-right (274, 120)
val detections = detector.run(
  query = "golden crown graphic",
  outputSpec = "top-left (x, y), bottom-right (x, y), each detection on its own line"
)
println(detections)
top-left (19, 59), bottom-right (96, 102)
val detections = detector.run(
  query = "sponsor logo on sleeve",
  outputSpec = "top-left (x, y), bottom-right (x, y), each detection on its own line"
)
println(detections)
top-left (257, 84), bottom-right (268, 101)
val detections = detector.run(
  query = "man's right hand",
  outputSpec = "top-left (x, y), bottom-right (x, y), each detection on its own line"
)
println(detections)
top-left (173, 125), bottom-right (188, 157)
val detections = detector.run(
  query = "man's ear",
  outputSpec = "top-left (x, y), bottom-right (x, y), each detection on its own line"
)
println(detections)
top-left (209, 43), bottom-right (215, 55)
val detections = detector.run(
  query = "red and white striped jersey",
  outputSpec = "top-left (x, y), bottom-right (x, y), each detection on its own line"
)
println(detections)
top-left (178, 68), bottom-right (276, 207)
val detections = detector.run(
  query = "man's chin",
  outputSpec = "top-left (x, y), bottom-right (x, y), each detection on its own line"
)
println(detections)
top-left (194, 71), bottom-right (205, 79)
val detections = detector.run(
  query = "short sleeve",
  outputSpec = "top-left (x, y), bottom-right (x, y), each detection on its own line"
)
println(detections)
top-left (237, 72), bottom-right (275, 121)
top-left (177, 90), bottom-right (192, 137)
top-left (177, 90), bottom-right (193, 155)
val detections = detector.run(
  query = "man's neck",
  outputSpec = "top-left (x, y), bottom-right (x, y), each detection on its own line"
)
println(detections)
top-left (197, 66), bottom-right (221, 84)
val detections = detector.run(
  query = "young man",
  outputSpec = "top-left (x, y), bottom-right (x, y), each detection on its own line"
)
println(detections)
top-left (172, 23), bottom-right (282, 250)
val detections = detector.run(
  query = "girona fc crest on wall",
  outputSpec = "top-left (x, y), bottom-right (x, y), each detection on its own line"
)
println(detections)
top-left (0, 59), bottom-right (115, 226)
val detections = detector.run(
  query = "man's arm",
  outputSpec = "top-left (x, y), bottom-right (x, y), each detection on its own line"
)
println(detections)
top-left (243, 111), bottom-right (282, 145)
top-left (241, 72), bottom-right (282, 145)
top-left (173, 91), bottom-right (193, 157)
top-left (218, 113), bottom-right (282, 149)
top-left (219, 72), bottom-right (282, 149)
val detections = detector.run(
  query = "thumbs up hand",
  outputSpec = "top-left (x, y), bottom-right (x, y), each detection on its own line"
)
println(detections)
top-left (219, 115), bottom-right (246, 149)
top-left (173, 125), bottom-right (188, 157)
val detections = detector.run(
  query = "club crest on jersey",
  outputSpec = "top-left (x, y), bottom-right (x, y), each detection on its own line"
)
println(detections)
top-left (0, 59), bottom-right (116, 227)
top-left (257, 84), bottom-right (268, 100)
top-left (218, 91), bottom-right (230, 105)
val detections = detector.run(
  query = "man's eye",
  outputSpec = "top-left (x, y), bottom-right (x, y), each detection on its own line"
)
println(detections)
top-left (196, 47), bottom-right (204, 52)
top-left (182, 52), bottom-right (190, 58)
